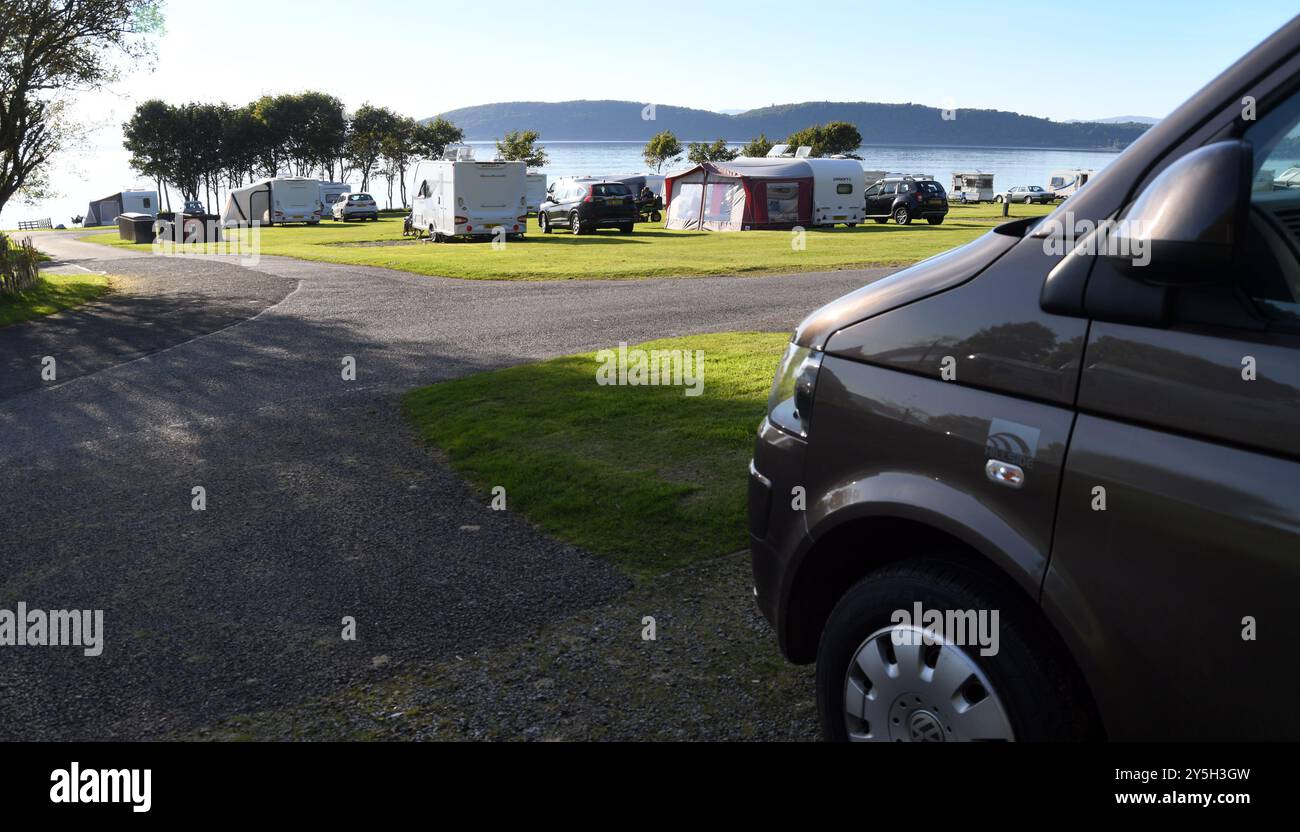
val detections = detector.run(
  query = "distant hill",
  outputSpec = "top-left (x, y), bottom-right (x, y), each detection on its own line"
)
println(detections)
top-left (431, 100), bottom-right (1150, 150)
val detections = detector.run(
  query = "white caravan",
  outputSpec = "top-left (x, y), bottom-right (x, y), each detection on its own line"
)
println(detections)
top-left (525, 173), bottom-right (548, 214)
top-left (805, 158), bottom-right (864, 227)
top-left (950, 172), bottom-right (995, 203)
top-left (319, 181), bottom-right (351, 216)
top-left (84, 189), bottom-right (159, 226)
top-left (1046, 168), bottom-right (1095, 199)
top-left (409, 149), bottom-right (528, 241)
top-left (221, 177), bottom-right (321, 226)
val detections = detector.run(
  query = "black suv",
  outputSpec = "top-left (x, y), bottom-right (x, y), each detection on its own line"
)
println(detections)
top-left (865, 176), bottom-right (949, 225)
top-left (538, 179), bottom-right (638, 235)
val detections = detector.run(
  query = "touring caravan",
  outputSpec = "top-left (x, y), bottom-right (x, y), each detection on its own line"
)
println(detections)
top-left (804, 158), bottom-right (864, 226)
top-left (319, 181), bottom-right (351, 217)
top-left (84, 189), bottom-right (159, 226)
top-left (525, 173), bottom-right (548, 214)
top-left (1046, 168), bottom-right (1094, 199)
top-left (222, 177), bottom-right (321, 226)
top-left (950, 171), bottom-right (995, 203)
top-left (408, 149), bottom-right (528, 241)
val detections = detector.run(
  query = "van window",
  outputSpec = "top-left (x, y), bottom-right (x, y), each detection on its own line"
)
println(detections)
top-left (1242, 85), bottom-right (1300, 330)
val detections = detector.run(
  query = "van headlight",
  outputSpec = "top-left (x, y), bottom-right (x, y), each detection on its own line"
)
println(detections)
top-left (767, 342), bottom-right (823, 438)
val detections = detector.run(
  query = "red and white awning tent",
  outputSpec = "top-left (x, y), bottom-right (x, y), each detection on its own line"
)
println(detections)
top-left (663, 158), bottom-right (814, 231)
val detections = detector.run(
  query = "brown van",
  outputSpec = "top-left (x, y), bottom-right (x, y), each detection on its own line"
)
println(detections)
top-left (749, 15), bottom-right (1300, 741)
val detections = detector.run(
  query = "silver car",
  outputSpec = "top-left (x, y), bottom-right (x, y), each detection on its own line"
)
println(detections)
top-left (994, 185), bottom-right (1054, 204)
top-left (332, 193), bottom-right (379, 222)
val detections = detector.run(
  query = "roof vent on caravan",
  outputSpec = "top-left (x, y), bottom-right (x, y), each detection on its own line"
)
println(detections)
top-left (794, 146), bottom-right (812, 158)
top-left (766, 144), bottom-right (791, 158)
top-left (442, 145), bottom-right (476, 161)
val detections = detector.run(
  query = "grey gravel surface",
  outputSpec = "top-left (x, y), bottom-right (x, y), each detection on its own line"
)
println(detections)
top-left (0, 231), bottom-right (890, 740)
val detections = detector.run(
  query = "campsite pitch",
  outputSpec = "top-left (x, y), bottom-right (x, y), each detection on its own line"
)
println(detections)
top-left (85, 203), bottom-right (1054, 281)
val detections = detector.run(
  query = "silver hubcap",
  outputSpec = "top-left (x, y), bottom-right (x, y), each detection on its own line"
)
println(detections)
top-left (843, 625), bottom-right (1014, 742)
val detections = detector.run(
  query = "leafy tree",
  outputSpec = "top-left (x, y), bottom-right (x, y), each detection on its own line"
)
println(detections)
top-left (643, 130), bottom-right (683, 173)
top-left (739, 134), bottom-right (774, 158)
top-left (379, 116), bottom-right (417, 208)
top-left (347, 104), bottom-right (400, 192)
top-left (0, 0), bottom-right (163, 217)
top-left (495, 129), bottom-right (548, 168)
top-left (784, 121), bottom-right (863, 158)
top-left (687, 138), bottom-right (738, 164)
top-left (411, 117), bottom-right (463, 161)
top-left (293, 92), bottom-right (347, 180)
top-left (123, 98), bottom-right (179, 209)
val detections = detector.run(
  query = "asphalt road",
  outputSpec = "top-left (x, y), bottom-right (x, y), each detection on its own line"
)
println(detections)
top-left (0, 232), bottom-right (891, 740)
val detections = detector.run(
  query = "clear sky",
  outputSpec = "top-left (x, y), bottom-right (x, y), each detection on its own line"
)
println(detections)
top-left (5, 0), bottom-right (1297, 226)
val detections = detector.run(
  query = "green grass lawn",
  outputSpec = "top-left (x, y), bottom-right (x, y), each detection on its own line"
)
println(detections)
top-left (403, 332), bottom-right (789, 575)
top-left (0, 272), bottom-right (112, 327)
top-left (86, 202), bottom-right (1053, 281)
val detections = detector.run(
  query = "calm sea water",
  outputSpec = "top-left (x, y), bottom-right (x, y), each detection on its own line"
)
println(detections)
top-left (467, 140), bottom-right (1123, 191)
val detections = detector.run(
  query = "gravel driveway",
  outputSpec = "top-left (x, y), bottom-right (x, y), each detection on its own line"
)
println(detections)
top-left (0, 232), bottom-right (890, 740)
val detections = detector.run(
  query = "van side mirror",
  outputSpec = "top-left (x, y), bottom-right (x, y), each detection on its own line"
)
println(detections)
top-left (1105, 140), bottom-right (1251, 284)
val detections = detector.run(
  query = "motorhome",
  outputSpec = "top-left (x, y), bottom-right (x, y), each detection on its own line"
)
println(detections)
top-left (408, 147), bottom-right (528, 241)
top-left (1046, 168), bottom-right (1095, 199)
top-left (221, 177), bottom-right (322, 226)
top-left (950, 171), bottom-right (995, 203)
top-left (525, 173), bottom-right (548, 214)
top-left (804, 158), bottom-right (864, 226)
top-left (319, 181), bottom-right (351, 216)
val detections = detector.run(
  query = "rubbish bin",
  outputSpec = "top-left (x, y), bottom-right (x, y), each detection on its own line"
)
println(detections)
top-left (179, 213), bottom-right (221, 243)
top-left (117, 212), bottom-right (156, 243)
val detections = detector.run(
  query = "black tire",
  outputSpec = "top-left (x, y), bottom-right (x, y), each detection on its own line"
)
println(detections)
top-left (816, 557), bottom-right (1099, 742)
top-left (570, 211), bottom-right (585, 235)
top-left (893, 205), bottom-right (911, 225)
top-left (845, 222), bottom-right (858, 228)
top-left (927, 217), bottom-right (944, 225)
top-left (539, 213), bottom-right (551, 234)
top-left (650, 210), bottom-right (662, 222)
top-left (618, 222), bottom-right (634, 234)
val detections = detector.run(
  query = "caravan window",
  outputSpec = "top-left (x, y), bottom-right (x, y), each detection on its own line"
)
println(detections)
top-left (836, 183), bottom-right (853, 195)
top-left (1050, 176), bottom-right (1066, 188)
top-left (417, 181), bottom-right (430, 199)
top-left (143, 197), bottom-right (152, 209)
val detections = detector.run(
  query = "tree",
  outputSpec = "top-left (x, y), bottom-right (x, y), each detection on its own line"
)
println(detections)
top-left (495, 129), bottom-right (548, 168)
top-left (739, 134), bottom-right (774, 158)
top-left (411, 117), bottom-right (463, 161)
top-left (378, 116), bottom-right (417, 209)
top-left (123, 99), bottom-right (179, 208)
top-left (784, 121), bottom-right (863, 158)
top-left (687, 138), bottom-right (738, 164)
top-left (643, 130), bottom-right (682, 173)
top-left (347, 104), bottom-right (400, 192)
top-left (0, 0), bottom-right (163, 217)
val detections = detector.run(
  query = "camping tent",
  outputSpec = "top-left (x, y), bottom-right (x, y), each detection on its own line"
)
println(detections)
top-left (84, 189), bottom-right (159, 227)
top-left (663, 158), bottom-right (813, 231)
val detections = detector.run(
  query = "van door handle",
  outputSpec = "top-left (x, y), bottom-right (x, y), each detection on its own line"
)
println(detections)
top-left (985, 459), bottom-right (1025, 489)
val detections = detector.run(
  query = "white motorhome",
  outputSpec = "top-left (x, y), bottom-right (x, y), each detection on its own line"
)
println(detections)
top-left (950, 172), bottom-right (995, 203)
top-left (221, 177), bottom-right (322, 226)
top-left (408, 148), bottom-right (528, 241)
top-left (1046, 168), bottom-right (1095, 199)
top-left (319, 181), bottom-right (351, 217)
top-left (525, 173), bottom-right (548, 214)
top-left (804, 158), bottom-right (864, 227)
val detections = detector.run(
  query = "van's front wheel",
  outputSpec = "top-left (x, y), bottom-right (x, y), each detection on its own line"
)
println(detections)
top-left (816, 558), bottom-right (1099, 742)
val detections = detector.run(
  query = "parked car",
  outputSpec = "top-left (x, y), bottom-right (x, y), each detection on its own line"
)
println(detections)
top-left (748, 14), bottom-right (1300, 742)
top-left (538, 179), bottom-right (638, 235)
top-left (864, 176), bottom-right (948, 225)
top-left (995, 185), bottom-right (1054, 204)
top-left (333, 193), bottom-right (379, 222)
top-left (181, 199), bottom-right (206, 215)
